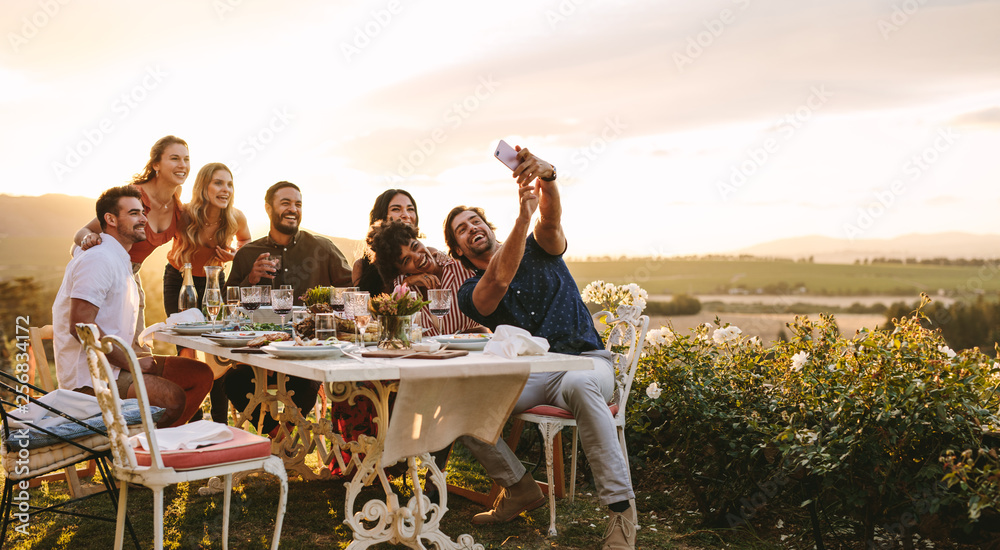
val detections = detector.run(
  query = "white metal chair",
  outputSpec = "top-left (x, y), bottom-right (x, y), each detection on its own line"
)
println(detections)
top-left (76, 323), bottom-right (288, 550)
top-left (509, 306), bottom-right (649, 536)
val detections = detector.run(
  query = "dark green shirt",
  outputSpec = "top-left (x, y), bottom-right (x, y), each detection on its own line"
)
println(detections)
top-left (226, 230), bottom-right (352, 305)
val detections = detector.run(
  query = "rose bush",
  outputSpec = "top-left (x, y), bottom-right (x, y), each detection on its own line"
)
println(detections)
top-left (624, 294), bottom-right (1000, 547)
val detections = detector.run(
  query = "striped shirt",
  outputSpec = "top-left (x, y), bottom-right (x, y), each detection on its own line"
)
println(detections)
top-left (394, 258), bottom-right (481, 336)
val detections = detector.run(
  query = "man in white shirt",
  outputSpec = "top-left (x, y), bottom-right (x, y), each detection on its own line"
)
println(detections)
top-left (53, 185), bottom-right (211, 427)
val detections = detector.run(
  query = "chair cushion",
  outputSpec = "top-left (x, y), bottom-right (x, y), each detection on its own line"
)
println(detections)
top-left (133, 427), bottom-right (272, 470)
top-left (6, 399), bottom-right (164, 450)
top-left (2, 425), bottom-right (144, 480)
top-left (521, 403), bottom-right (619, 419)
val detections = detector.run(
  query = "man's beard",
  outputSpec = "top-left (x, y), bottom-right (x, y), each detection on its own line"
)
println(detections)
top-left (271, 213), bottom-right (299, 235)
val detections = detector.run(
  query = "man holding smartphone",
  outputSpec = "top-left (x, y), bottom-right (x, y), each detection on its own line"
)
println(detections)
top-left (444, 145), bottom-right (635, 550)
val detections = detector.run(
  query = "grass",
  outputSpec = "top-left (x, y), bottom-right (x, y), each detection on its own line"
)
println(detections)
top-left (5, 437), bottom-right (992, 549)
top-left (1, 439), bottom-right (772, 550)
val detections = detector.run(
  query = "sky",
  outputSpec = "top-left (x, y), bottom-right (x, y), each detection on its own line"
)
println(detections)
top-left (2, 0), bottom-right (999, 258)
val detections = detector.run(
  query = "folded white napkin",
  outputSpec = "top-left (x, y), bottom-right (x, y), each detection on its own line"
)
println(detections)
top-left (129, 419), bottom-right (234, 452)
top-left (138, 308), bottom-right (206, 347)
top-left (8, 389), bottom-right (102, 429)
top-left (483, 325), bottom-right (549, 359)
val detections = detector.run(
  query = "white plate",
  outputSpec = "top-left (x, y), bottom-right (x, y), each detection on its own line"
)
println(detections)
top-left (430, 334), bottom-right (491, 351)
top-left (203, 331), bottom-right (283, 347)
top-left (170, 323), bottom-right (217, 335)
top-left (261, 341), bottom-right (346, 359)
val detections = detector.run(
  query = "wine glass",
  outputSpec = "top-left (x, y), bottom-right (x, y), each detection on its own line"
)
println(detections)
top-left (271, 288), bottom-right (294, 329)
top-left (240, 286), bottom-right (261, 324)
top-left (204, 288), bottom-right (223, 329)
top-left (428, 289), bottom-right (453, 335)
top-left (268, 254), bottom-right (282, 285)
top-left (226, 287), bottom-right (241, 326)
top-left (350, 291), bottom-right (371, 347)
top-left (330, 286), bottom-right (357, 318)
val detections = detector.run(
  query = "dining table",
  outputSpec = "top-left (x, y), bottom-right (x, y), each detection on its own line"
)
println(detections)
top-left (153, 330), bottom-right (592, 550)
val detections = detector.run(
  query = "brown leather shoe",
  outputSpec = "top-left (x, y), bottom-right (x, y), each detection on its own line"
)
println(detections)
top-left (602, 507), bottom-right (636, 550)
top-left (471, 473), bottom-right (545, 525)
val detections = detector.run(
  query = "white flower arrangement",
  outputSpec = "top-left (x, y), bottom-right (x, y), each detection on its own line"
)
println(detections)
top-left (581, 280), bottom-right (648, 313)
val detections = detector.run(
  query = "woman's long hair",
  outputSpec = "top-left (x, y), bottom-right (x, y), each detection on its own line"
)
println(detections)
top-left (130, 135), bottom-right (188, 185)
top-left (169, 162), bottom-right (238, 267)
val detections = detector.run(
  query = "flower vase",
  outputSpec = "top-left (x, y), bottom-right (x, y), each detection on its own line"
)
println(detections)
top-left (377, 315), bottom-right (412, 350)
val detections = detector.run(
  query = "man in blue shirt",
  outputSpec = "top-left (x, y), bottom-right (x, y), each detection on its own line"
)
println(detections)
top-left (444, 145), bottom-right (635, 550)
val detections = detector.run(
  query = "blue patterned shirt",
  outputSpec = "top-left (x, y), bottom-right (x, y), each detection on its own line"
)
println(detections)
top-left (457, 234), bottom-right (602, 355)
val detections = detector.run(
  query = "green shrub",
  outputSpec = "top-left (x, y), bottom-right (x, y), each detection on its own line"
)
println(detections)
top-left (629, 296), bottom-right (1000, 546)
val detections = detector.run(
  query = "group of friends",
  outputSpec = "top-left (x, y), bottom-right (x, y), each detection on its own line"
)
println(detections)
top-left (52, 134), bottom-right (636, 549)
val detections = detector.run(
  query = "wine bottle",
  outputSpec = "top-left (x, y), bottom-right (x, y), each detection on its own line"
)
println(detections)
top-left (178, 263), bottom-right (199, 312)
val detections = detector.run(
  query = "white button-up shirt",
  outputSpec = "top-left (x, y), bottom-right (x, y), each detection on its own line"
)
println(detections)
top-left (52, 234), bottom-right (139, 390)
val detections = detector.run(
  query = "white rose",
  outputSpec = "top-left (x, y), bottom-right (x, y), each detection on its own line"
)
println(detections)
top-left (646, 382), bottom-right (662, 400)
top-left (791, 351), bottom-right (810, 372)
top-left (937, 345), bottom-right (957, 359)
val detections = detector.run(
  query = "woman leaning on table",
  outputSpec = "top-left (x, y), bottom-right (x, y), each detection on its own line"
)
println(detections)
top-left (352, 188), bottom-right (450, 295)
top-left (368, 220), bottom-right (489, 337)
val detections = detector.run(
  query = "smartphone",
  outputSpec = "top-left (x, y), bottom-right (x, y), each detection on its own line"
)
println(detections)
top-left (494, 139), bottom-right (519, 170)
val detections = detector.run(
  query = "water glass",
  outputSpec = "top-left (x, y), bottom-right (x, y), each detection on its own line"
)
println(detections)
top-left (314, 313), bottom-right (337, 343)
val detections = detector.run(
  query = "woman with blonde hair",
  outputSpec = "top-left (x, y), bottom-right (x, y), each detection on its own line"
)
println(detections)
top-left (163, 162), bottom-right (251, 316)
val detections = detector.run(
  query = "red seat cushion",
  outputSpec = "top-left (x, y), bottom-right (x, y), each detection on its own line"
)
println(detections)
top-left (134, 427), bottom-right (272, 470)
top-left (522, 403), bottom-right (618, 419)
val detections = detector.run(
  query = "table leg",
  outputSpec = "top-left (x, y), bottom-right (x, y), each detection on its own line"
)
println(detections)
top-left (336, 380), bottom-right (485, 550)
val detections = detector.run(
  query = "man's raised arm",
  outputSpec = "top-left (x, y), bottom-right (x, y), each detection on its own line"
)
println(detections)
top-left (513, 147), bottom-right (565, 255)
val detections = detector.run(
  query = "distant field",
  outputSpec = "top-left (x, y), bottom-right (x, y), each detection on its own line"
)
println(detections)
top-left (5, 237), bottom-right (1000, 306)
top-left (566, 258), bottom-right (1000, 296)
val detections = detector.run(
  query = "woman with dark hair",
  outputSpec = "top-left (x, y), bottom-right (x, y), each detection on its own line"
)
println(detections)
top-left (352, 189), bottom-right (418, 294)
top-left (163, 162), bottom-right (251, 316)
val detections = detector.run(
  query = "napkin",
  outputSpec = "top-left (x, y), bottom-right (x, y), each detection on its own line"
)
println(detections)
top-left (483, 325), bottom-right (549, 359)
top-left (129, 419), bottom-right (234, 451)
top-left (137, 308), bottom-right (206, 347)
top-left (7, 389), bottom-right (102, 429)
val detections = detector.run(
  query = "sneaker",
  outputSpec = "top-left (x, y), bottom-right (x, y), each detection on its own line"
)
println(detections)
top-left (602, 507), bottom-right (636, 550)
top-left (471, 473), bottom-right (545, 525)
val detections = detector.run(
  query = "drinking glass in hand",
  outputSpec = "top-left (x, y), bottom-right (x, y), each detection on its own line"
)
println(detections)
top-left (240, 286), bottom-right (261, 324)
top-left (428, 288), bottom-right (453, 333)
top-left (271, 288), bottom-right (294, 328)
top-left (350, 291), bottom-right (371, 347)
top-left (204, 288), bottom-right (223, 328)
top-left (268, 255), bottom-right (282, 285)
